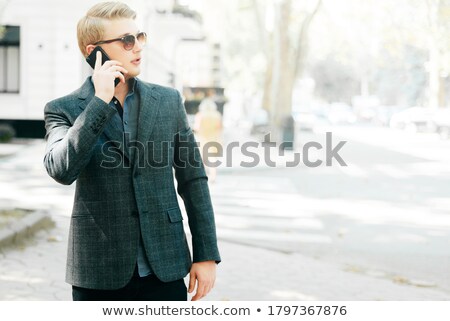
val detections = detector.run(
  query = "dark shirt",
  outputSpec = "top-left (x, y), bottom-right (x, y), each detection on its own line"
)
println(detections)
top-left (90, 77), bottom-right (152, 277)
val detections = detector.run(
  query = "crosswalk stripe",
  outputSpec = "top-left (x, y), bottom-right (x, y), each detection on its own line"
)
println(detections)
top-left (214, 204), bottom-right (315, 218)
top-left (209, 175), bottom-right (331, 245)
top-left (215, 215), bottom-right (324, 230)
top-left (218, 228), bottom-right (332, 243)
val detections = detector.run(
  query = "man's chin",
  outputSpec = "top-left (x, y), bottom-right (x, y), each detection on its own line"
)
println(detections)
top-left (125, 70), bottom-right (140, 80)
top-left (129, 70), bottom-right (140, 78)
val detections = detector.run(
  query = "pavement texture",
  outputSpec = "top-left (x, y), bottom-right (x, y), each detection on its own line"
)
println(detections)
top-left (0, 209), bottom-right (54, 248)
top-left (1, 215), bottom-right (449, 301)
top-left (1, 135), bottom-right (450, 301)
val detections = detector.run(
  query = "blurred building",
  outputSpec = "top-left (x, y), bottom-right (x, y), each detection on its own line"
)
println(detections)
top-left (0, 0), bottom-right (222, 137)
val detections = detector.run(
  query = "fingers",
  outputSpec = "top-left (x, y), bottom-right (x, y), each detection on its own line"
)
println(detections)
top-left (188, 272), bottom-right (196, 293)
top-left (188, 263), bottom-right (217, 301)
top-left (205, 277), bottom-right (214, 297)
top-left (191, 280), bottom-right (205, 301)
top-left (191, 277), bottom-right (214, 301)
top-left (115, 71), bottom-right (126, 84)
top-left (192, 283), bottom-right (211, 301)
top-left (94, 50), bottom-right (102, 70)
top-left (104, 64), bottom-right (128, 80)
top-left (108, 65), bottom-right (128, 74)
top-left (96, 58), bottom-right (125, 73)
top-left (207, 279), bottom-right (214, 295)
top-left (104, 65), bottom-right (128, 84)
top-left (101, 60), bottom-right (123, 69)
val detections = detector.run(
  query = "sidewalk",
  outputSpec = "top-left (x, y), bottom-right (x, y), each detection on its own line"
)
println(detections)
top-left (1, 139), bottom-right (450, 300)
top-left (1, 212), bottom-right (449, 300)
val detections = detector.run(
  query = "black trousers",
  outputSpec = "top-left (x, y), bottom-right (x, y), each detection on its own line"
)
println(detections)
top-left (72, 268), bottom-right (187, 301)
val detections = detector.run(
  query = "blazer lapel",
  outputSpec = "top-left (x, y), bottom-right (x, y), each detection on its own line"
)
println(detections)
top-left (135, 79), bottom-right (160, 166)
top-left (78, 77), bottom-right (130, 162)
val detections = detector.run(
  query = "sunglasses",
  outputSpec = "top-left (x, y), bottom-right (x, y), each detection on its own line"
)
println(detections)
top-left (94, 31), bottom-right (147, 50)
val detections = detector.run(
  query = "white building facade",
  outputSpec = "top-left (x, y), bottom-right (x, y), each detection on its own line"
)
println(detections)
top-left (0, 0), bottom-right (220, 136)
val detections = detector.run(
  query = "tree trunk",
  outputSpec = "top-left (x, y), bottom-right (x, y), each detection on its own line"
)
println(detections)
top-left (426, 0), bottom-right (445, 108)
top-left (262, 52), bottom-right (273, 114)
top-left (270, 0), bottom-right (322, 141)
top-left (269, 0), bottom-right (292, 140)
top-left (252, 0), bottom-right (322, 140)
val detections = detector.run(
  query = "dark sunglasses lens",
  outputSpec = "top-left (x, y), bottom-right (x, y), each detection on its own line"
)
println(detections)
top-left (123, 35), bottom-right (135, 50)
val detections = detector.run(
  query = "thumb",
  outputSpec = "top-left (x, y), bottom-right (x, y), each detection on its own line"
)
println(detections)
top-left (188, 271), bottom-right (196, 293)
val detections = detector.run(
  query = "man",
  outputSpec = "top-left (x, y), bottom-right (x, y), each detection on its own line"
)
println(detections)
top-left (43, 1), bottom-right (220, 301)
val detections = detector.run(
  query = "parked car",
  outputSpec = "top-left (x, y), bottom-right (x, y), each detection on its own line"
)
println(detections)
top-left (431, 108), bottom-right (450, 139)
top-left (327, 103), bottom-right (357, 125)
top-left (292, 111), bottom-right (317, 131)
top-left (372, 106), bottom-right (405, 127)
top-left (293, 109), bottom-right (329, 131)
top-left (389, 107), bottom-right (437, 132)
top-left (250, 108), bottom-right (270, 135)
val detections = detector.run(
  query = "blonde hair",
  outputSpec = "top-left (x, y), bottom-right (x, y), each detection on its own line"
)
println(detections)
top-left (77, 1), bottom-right (136, 57)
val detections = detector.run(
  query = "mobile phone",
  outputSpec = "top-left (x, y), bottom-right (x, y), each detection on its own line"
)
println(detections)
top-left (86, 46), bottom-right (120, 87)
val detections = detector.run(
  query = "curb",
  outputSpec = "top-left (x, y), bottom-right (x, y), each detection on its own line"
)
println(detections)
top-left (0, 210), bottom-right (55, 249)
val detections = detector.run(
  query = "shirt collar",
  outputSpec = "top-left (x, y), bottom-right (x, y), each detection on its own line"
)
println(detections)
top-left (128, 77), bottom-right (137, 94)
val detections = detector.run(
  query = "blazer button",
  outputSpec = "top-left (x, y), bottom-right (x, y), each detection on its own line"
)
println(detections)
top-left (131, 210), bottom-right (138, 217)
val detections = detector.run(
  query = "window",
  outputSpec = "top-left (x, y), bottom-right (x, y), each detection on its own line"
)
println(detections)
top-left (0, 25), bottom-right (20, 93)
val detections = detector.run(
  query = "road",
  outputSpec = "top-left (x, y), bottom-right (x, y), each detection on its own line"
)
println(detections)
top-left (214, 124), bottom-right (450, 293)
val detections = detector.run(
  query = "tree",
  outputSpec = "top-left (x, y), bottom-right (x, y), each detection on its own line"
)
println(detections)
top-left (424, 0), bottom-right (450, 107)
top-left (252, 0), bottom-right (322, 137)
top-left (0, 0), bottom-right (11, 37)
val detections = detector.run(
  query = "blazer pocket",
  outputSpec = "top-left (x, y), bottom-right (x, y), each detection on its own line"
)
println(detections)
top-left (167, 207), bottom-right (183, 223)
top-left (72, 215), bottom-right (108, 241)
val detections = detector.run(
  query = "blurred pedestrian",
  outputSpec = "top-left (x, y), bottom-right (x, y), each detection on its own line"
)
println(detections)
top-left (194, 90), bottom-right (223, 183)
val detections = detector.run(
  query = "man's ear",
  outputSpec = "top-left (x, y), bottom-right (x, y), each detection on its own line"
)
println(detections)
top-left (86, 44), bottom-right (96, 56)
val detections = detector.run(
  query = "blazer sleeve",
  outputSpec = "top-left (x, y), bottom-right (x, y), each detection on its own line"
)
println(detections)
top-left (43, 96), bottom-right (117, 185)
top-left (172, 90), bottom-right (221, 264)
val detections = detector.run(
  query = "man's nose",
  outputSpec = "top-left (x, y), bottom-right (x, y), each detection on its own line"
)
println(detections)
top-left (133, 39), bottom-right (144, 52)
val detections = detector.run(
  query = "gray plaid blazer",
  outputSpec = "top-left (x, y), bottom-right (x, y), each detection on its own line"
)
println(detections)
top-left (43, 77), bottom-right (221, 290)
